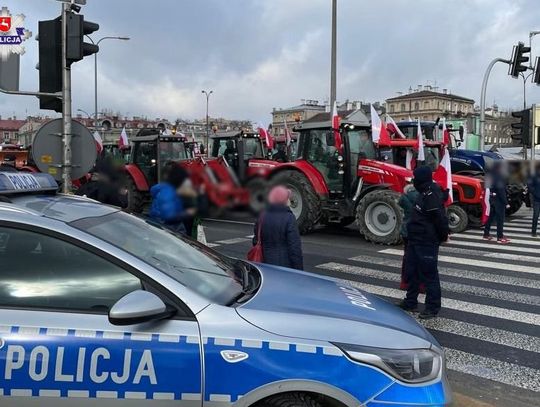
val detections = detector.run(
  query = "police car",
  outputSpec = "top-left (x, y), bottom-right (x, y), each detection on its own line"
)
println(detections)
top-left (0, 171), bottom-right (451, 406)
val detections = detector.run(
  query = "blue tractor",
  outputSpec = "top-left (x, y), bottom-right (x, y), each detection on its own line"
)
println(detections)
top-left (397, 121), bottom-right (526, 216)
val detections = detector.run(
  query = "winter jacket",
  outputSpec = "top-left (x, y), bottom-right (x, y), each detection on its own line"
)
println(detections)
top-left (528, 174), bottom-right (540, 203)
top-left (76, 180), bottom-right (128, 208)
top-left (399, 188), bottom-right (419, 238)
top-left (407, 181), bottom-right (449, 244)
top-left (488, 171), bottom-right (508, 207)
top-left (253, 204), bottom-right (303, 270)
top-left (149, 183), bottom-right (188, 234)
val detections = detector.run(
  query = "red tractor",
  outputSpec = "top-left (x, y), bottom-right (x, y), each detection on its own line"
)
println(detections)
top-left (123, 128), bottom-right (248, 213)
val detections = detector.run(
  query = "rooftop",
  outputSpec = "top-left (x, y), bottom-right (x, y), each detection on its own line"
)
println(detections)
top-left (386, 89), bottom-right (474, 103)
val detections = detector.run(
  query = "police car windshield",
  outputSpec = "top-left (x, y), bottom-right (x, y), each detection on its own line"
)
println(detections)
top-left (70, 211), bottom-right (244, 304)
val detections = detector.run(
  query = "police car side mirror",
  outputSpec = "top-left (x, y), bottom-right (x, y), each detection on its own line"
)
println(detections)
top-left (109, 290), bottom-right (174, 326)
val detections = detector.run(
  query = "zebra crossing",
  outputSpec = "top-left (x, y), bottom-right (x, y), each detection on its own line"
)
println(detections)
top-left (205, 213), bottom-right (540, 397)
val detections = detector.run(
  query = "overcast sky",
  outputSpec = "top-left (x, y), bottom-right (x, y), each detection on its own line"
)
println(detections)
top-left (2, 0), bottom-right (540, 124)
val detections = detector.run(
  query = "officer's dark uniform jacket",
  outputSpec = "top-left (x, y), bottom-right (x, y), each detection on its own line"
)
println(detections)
top-left (407, 182), bottom-right (449, 244)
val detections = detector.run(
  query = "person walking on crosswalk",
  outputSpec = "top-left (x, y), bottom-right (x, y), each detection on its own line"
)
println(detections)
top-left (399, 166), bottom-right (449, 319)
top-left (483, 161), bottom-right (510, 244)
top-left (527, 164), bottom-right (540, 237)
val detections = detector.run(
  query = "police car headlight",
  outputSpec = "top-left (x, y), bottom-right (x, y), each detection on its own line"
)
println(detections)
top-left (335, 344), bottom-right (442, 384)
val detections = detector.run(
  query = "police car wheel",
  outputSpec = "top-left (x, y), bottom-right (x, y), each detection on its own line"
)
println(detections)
top-left (258, 393), bottom-right (321, 407)
top-left (447, 204), bottom-right (468, 233)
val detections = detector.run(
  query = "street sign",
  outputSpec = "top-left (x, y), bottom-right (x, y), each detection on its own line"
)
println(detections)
top-left (32, 118), bottom-right (97, 181)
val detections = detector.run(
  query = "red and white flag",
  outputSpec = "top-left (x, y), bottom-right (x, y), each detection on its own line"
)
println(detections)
top-left (434, 147), bottom-right (453, 206)
top-left (416, 119), bottom-right (425, 161)
top-left (442, 117), bottom-right (450, 146)
top-left (405, 148), bottom-right (414, 170)
top-left (481, 187), bottom-right (491, 225)
top-left (93, 130), bottom-right (103, 153)
top-left (370, 104), bottom-right (392, 146)
top-left (118, 126), bottom-right (129, 149)
top-left (331, 100), bottom-right (343, 152)
top-left (284, 118), bottom-right (292, 147)
top-left (258, 124), bottom-right (273, 150)
top-left (386, 114), bottom-right (406, 138)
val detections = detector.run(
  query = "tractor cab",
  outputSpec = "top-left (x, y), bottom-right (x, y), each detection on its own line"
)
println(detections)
top-left (130, 128), bottom-right (191, 186)
top-left (210, 130), bottom-right (266, 182)
top-left (271, 134), bottom-right (298, 162)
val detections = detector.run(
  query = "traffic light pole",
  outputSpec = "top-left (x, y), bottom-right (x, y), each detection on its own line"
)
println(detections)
top-left (61, 2), bottom-right (73, 193)
top-left (480, 57), bottom-right (509, 152)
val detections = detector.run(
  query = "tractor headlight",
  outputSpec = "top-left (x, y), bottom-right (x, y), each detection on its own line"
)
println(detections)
top-left (335, 343), bottom-right (443, 384)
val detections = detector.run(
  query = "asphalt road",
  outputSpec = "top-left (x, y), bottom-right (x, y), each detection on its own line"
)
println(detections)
top-left (202, 208), bottom-right (540, 407)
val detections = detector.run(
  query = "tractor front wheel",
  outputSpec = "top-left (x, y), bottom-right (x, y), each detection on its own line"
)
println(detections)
top-left (126, 177), bottom-right (146, 214)
top-left (447, 204), bottom-right (468, 233)
top-left (246, 177), bottom-right (268, 214)
top-left (271, 171), bottom-right (321, 234)
top-left (356, 190), bottom-right (403, 245)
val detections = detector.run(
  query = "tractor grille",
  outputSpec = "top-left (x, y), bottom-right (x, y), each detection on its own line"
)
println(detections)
top-left (462, 184), bottom-right (477, 199)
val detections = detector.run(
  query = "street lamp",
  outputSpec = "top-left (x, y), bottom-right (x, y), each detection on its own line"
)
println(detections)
top-left (77, 108), bottom-right (91, 118)
top-left (86, 36), bottom-right (130, 131)
top-left (201, 90), bottom-right (213, 153)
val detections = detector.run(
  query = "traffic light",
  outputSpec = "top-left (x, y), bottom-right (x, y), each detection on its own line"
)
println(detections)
top-left (511, 108), bottom-right (531, 145)
top-left (508, 42), bottom-right (531, 78)
top-left (37, 17), bottom-right (62, 112)
top-left (66, 14), bottom-right (99, 65)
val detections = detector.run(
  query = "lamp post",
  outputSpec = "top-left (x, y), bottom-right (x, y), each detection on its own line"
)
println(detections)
top-left (86, 36), bottom-right (130, 131)
top-left (202, 90), bottom-right (213, 153)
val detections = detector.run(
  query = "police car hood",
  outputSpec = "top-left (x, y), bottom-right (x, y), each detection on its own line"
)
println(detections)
top-left (237, 265), bottom-right (436, 349)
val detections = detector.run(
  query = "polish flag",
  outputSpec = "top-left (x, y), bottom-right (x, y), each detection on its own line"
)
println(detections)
top-left (405, 149), bottom-right (414, 170)
top-left (283, 118), bottom-right (292, 147)
top-left (92, 130), bottom-right (103, 153)
top-left (434, 147), bottom-right (453, 206)
top-left (416, 119), bottom-right (425, 161)
top-left (386, 114), bottom-right (406, 138)
top-left (481, 187), bottom-right (491, 225)
top-left (370, 104), bottom-right (392, 146)
top-left (331, 100), bottom-right (343, 152)
top-left (118, 126), bottom-right (129, 149)
top-left (258, 124), bottom-right (273, 150)
top-left (442, 117), bottom-right (450, 146)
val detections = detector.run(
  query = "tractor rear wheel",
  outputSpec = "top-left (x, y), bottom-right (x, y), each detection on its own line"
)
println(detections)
top-left (271, 171), bottom-right (321, 234)
top-left (356, 190), bottom-right (403, 245)
top-left (246, 177), bottom-right (268, 214)
top-left (447, 204), bottom-right (468, 233)
top-left (126, 177), bottom-right (146, 214)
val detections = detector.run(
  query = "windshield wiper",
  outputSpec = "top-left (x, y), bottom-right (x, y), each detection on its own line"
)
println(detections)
top-left (226, 262), bottom-right (260, 306)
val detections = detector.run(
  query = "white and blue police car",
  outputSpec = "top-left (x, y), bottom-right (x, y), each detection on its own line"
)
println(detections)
top-left (0, 171), bottom-right (451, 406)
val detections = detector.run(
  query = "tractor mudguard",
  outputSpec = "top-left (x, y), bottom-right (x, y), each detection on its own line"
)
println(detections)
top-left (124, 164), bottom-right (149, 192)
top-left (269, 161), bottom-right (329, 196)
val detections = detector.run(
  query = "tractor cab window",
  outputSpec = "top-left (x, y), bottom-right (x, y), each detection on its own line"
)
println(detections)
top-left (134, 141), bottom-right (158, 184)
top-left (159, 141), bottom-right (189, 163)
top-left (243, 137), bottom-right (264, 160)
top-left (212, 138), bottom-right (238, 169)
top-left (304, 130), bottom-right (342, 192)
top-left (399, 125), bottom-right (434, 141)
top-left (423, 146), bottom-right (440, 171)
top-left (348, 130), bottom-right (376, 159)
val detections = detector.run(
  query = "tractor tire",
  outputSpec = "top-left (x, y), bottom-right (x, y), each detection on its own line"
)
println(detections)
top-left (447, 204), bottom-right (468, 233)
top-left (271, 171), bottom-right (321, 234)
top-left (356, 190), bottom-right (403, 245)
top-left (258, 393), bottom-right (321, 407)
top-left (126, 178), bottom-right (145, 214)
top-left (246, 177), bottom-right (268, 214)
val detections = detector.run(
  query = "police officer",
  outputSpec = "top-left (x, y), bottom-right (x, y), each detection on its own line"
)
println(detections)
top-left (399, 165), bottom-right (449, 319)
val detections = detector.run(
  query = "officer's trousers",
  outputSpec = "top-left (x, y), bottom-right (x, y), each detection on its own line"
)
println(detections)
top-left (403, 243), bottom-right (441, 312)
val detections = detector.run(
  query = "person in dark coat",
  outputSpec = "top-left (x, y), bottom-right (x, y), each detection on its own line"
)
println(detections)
top-left (527, 164), bottom-right (540, 237)
top-left (399, 166), bottom-right (449, 319)
top-left (149, 166), bottom-right (195, 235)
top-left (483, 161), bottom-right (510, 244)
top-left (252, 186), bottom-right (303, 270)
top-left (399, 184), bottom-right (421, 291)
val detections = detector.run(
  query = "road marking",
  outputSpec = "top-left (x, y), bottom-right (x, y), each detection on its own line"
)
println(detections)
top-left (452, 232), bottom-right (540, 246)
top-left (465, 229), bottom-right (538, 239)
top-left (445, 349), bottom-right (540, 392)
top-left (379, 248), bottom-right (540, 275)
top-left (439, 245), bottom-right (540, 264)
top-left (206, 243), bottom-right (220, 248)
top-left (215, 237), bottom-right (251, 245)
top-left (349, 254), bottom-right (540, 289)
top-left (318, 262), bottom-right (540, 306)
top-left (421, 318), bottom-right (540, 353)
top-left (449, 239), bottom-right (540, 255)
top-left (344, 280), bottom-right (540, 326)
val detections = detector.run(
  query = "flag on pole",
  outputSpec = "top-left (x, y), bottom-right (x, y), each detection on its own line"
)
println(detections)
top-left (433, 147), bottom-right (453, 206)
top-left (370, 104), bottom-right (392, 146)
top-left (481, 187), bottom-right (491, 225)
top-left (405, 148), bottom-right (414, 170)
top-left (416, 119), bottom-right (425, 161)
top-left (331, 101), bottom-right (343, 152)
top-left (118, 126), bottom-right (129, 149)
top-left (386, 114), bottom-right (406, 138)
top-left (92, 130), bottom-right (103, 153)
top-left (442, 117), bottom-right (450, 146)
top-left (258, 124), bottom-right (273, 150)
top-left (284, 118), bottom-right (292, 147)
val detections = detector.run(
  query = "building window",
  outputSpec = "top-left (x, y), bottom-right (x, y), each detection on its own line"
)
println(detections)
top-left (400, 104), bottom-right (406, 112)
top-left (414, 102), bottom-right (420, 111)
top-left (3, 132), bottom-right (9, 142)
top-left (390, 105), bottom-right (395, 113)
top-left (424, 101), bottom-right (429, 110)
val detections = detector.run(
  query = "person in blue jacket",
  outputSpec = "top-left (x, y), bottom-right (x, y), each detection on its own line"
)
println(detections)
top-left (149, 165), bottom-right (195, 235)
top-left (252, 186), bottom-right (303, 270)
